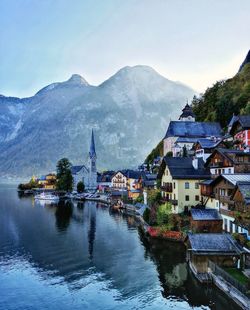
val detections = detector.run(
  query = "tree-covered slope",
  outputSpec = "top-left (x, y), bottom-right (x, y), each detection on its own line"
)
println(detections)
top-left (192, 62), bottom-right (250, 129)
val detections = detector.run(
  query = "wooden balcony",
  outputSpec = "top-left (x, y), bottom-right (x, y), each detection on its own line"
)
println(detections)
top-left (219, 207), bottom-right (235, 218)
top-left (161, 197), bottom-right (178, 205)
top-left (161, 185), bottom-right (173, 192)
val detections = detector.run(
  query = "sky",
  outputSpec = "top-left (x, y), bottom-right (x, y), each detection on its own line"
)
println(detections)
top-left (0, 0), bottom-right (250, 97)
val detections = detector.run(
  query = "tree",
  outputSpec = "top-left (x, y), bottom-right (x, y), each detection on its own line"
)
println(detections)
top-left (182, 145), bottom-right (188, 157)
top-left (156, 203), bottom-right (172, 226)
top-left (56, 158), bottom-right (73, 192)
top-left (77, 181), bottom-right (85, 193)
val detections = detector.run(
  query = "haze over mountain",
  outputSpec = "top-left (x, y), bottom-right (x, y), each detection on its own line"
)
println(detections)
top-left (0, 65), bottom-right (195, 179)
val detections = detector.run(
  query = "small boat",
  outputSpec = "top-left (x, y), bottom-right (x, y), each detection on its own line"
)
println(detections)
top-left (34, 192), bottom-right (59, 202)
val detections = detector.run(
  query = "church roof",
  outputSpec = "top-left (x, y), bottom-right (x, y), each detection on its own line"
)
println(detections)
top-left (89, 129), bottom-right (96, 158)
top-left (71, 165), bottom-right (88, 174)
top-left (179, 103), bottom-right (195, 119)
top-left (164, 121), bottom-right (222, 139)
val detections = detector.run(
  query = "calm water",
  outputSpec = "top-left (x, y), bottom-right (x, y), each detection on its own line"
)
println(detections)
top-left (0, 185), bottom-right (240, 310)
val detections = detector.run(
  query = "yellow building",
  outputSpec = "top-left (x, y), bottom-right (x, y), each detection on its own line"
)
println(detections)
top-left (159, 157), bottom-right (210, 213)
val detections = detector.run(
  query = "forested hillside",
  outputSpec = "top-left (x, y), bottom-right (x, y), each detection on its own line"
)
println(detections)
top-left (192, 62), bottom-right (250, 129)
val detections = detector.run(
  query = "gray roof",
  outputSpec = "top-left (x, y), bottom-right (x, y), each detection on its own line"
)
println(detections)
top-left (221, 174), bottom-right (250, 186)
top-left (163, 157), bottom-right (210, 180)
top-left (165, 121), bottom-right (222, 139)
top-left (188, 233), bottom-right (244, 255)
top-left (205, 148), bottom-right (250, 166)
top-left (229, 115), bottom-right (250, 135)
top-left (235, 181), bottom-right (250, 205)
top-left (71, 165), bottom-right (88, 174)
top-left (196, 138), bottom-right (222, 149)
top-left (191, 208), bottom-right (222, 221)
top-left (200, 179), bottom-right (213, 185)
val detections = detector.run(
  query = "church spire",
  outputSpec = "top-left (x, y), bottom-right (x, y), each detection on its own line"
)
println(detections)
top-left (89, 129), bottom-right (96, 159)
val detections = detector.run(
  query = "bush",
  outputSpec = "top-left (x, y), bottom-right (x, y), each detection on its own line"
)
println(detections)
top-left (143, 208), bottom-right (150, 223)
top-left (77, 181), bottom-right (85, 193)
top-left (156, 203), bottom-right (171, 226)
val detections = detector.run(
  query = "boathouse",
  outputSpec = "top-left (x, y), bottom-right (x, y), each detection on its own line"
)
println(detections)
top-left (187, 233), bottom-right (246, 275)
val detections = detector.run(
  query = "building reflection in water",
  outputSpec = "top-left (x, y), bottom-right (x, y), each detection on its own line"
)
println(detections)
top-left (87, 202), bottom-right (96, 260)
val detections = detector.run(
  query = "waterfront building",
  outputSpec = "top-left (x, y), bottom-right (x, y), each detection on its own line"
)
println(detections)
top-left (158, 157), bottom-right (210, 213)
top-left (111, 170), bottom-right (142, 199)
top-left (190, 208), bottom-right (223, 233)
top-left (228, 115), bottom-right (250, 150)
top-left (37, 173), bottom-right (56, 189)
top-left (97, 171), bottom-right (115, 192)
top-left (187, 233), bottom-right (246, 275)
top-left (71, 130), bottom-right (97, 191)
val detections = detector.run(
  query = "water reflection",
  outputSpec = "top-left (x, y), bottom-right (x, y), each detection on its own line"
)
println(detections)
top-left (0, 186), bottom-right (241, 310)
top-left (55, 201), bottom-right (73, 232)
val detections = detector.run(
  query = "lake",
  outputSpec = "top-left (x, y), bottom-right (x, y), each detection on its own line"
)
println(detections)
top-left (0, 185), bottom-right (240, 310)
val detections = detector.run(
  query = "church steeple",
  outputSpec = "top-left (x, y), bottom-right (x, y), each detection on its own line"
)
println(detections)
top-left (89, 129), bottom-right (96, 159)
top-left (88, 129), bottom-right (97, 191)
top-left (179, 101), bottom-right (195, 121)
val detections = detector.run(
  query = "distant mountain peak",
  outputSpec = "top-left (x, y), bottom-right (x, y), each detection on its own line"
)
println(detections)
top-left (239, 49), bottom-right (250, 72)
top-left (67, 74), bottom-right (89, 86)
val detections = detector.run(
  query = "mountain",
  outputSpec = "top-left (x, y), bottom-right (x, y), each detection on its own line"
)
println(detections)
top-left (239, 50), bottom-right (250, 72)
top-left (192, 50), bottom-right (250, 128)
top-left (0, 65), bottom-right (195, 179)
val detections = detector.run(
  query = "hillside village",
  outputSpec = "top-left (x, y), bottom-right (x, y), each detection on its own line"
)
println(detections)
top-left (17, 54), bottom-right (250, 309)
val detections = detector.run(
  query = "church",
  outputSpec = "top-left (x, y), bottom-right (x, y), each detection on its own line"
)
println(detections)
top-left (71, 130), bottom-right (97, 191)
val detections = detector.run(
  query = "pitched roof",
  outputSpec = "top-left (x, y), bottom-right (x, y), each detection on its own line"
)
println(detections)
top-left (205, 148), bottom-right (250, 166)
top-left (71, 165), bottom-right (88, 174)
top-left (190, 208), bottom-right (222, 221)
top-left (164, 121), bottom-right (222, 139)
top-left (188, 233), bottom-right (244, 254)
top-left (219, 174), bottom-right (250, 186)
top-left (235, 181), bottom-right (250, 205)
top-left (229, 115), bottom-right (250, 135)
top-left (163, 157), bottom-right (210, 180)
top-left (196, 138), bottom-right (223, 149)
top-left (112, 169), bottom-right (142, 180)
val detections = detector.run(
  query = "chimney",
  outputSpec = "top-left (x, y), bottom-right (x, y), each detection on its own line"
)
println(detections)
top-left (192, 157), bottom-right (198, 170)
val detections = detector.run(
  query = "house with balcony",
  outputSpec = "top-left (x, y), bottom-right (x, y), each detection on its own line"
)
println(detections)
top-left (232, 181), bottom-right (250, 239)
top-left (201, 174), bottom-right (250, 234)
top-left (158, 157), bottom-right (210, 213)
top-left (228, 115), bottom-right (250, 150)
top-left (193, 138), bottom-right (224, 162)
top-left (205, 148), bottom-right (250, 178)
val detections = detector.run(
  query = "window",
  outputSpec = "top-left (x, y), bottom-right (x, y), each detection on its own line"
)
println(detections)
top-left (228, 168), bottom-right (231, 174)
top-left (173, 182), bottom-right (176, 189)
top-left (195, 182), bottom-right (199, 189)
top-left (185, 182), bottom-right (190, 189)
top-left (215, 169), bottom-right (218, 174)
top-left (195, 195), bottom-right (199, 201)
top-left (185, 195), bottom-right (189, 201)
top-left (174, 194), bottom-right (176, 199)
top-left (222, 169), bottom-right (225, 173)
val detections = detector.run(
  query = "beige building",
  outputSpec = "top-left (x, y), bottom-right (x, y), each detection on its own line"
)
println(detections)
top-left (159, 157), bottom-right (210, 213)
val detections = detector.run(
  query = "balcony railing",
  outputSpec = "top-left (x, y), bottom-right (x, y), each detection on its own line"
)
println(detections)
top-left (161, 185), bottom-right (173, 192)
top-left (161, 197), bottom-right (178, 205)
top-left (219, 207), bottom-right (235, 217)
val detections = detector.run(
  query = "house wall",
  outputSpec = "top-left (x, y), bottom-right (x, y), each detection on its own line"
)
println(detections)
top-left (111, 172), bottom-right (127, 189)
top-left (234, 129), bottom-right (250, 149)
top-left (161, 167), bottom-right (202, 213)
top-left (163, 137), bottom-right (177, 156)
top-left (191, 219), bottom-right (223, 233)
top-left (191, 254), bottom-right (237, 273)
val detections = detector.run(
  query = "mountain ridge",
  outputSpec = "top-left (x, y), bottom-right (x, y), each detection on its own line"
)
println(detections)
top-left (0, 65), bottom-right (195, 179)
